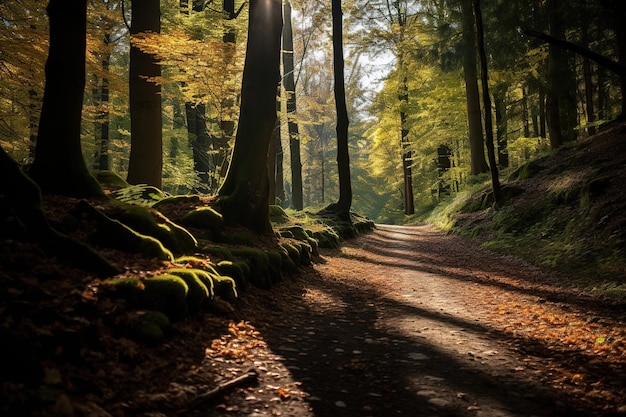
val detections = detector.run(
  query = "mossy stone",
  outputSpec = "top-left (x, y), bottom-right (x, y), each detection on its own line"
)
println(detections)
top-left (142, 275), bottom-right (189, 321)
top-left (230, 247), bottom-right (271, 289)
top-left (269, 205), bottom-right (290, 224)
top-left (110, 203), bottom-right (197, 254)
top-left (266, 250), bottom-right (283, 282)
top-left (277, 247), bottom-right (297, 272)
top-left (202, 245), bottom-right (234, 261)
top-left (281, 243), bottom-right (301, 267)
top-left (180, 207), bottom-right (224, 230)
top-left (168, 268), bottom-right (211, 313)
top-left (216, 260), bottom-right (247, 289)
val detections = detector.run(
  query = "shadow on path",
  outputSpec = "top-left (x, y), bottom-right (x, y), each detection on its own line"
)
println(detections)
top-left (241, 225), bottom-right (607, 417)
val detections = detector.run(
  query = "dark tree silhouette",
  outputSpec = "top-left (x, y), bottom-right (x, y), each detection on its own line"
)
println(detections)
top-left (217, 0), bottom-right (283, 233)
top-left (28, 0), bottom-right (102, 197)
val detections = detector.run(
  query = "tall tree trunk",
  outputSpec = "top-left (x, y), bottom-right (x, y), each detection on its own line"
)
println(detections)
top-left (127, 0), bottom-right (162, 188)
top-left (493, 84), bottom-right (508, 168)
top-left (186, 102), bottom-right (211, 193)
top-left (29, 0), bottom-right (102, 198)
top-left (400, 77), bottom-right (414, 215)
top-left (581, 26), bottom-right (596, 135)
top-left (606, 0), bottom-right (626, 116)
top-left (283, 1), bottom-right (303, 211)
top-left (268, 85), bottom-right (281, 205)
top-left (473, 0), bottom-right (501, 205)
top-left (330, 0), bottom-right (352, 221)
top-left (94, 34), bottom-right (111, 171)
top-left (28, 88), bottom-right (39, 161)
top-left (460, 0), bottom-right (488, 175)
top-left (273, 86), bottom-right (286, 207)
top-left (217, 0), bottom-right (282, 233)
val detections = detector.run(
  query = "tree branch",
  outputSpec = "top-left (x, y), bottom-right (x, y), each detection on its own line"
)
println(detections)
top-left (523, 27), bottom-right (626, 76)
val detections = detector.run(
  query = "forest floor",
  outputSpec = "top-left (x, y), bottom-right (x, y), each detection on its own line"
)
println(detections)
top-left (8, 224), bottom-right (623, 417)
top-left (184, 224), bottom-right (626, 417)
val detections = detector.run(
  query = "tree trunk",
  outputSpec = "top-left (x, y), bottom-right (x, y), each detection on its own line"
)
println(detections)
top-left (581, 26), bottom-right (596, 135)
top-left (28, 0), bottom-right (102, 198)
top-left (473, 0), bottom-right (501, 205)
top-left (217, 0), bottom-right (282, 233)
top-left (493, 84), bottom-right (508, 168)
top-left (460, 0), bottom-right (489, 175)
top-left (94, 34), bottom-right (111, 171)
top-left (186, 102), bottom-right (211, 193)
top-left (127, 0), bottom-right (163, 188)
top-left (268, 86), bottom-right (280, 205)
top-left (330, 0), bottom-right (352, 221)
top-left (283, 1), bottom-right (303, 211)
top-left (400, 78), bottom-right (414, 215)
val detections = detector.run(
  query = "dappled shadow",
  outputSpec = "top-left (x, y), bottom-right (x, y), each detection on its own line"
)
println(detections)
top-left (344, 225), bottom-right (626, 317)
top-left (243, 269), bottom-right (587, 416)
top-left (231, 226), bottom-right (614, 416)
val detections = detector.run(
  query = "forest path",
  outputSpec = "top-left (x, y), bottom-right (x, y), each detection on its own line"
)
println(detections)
top-left (202, 224), bottom-right (626, 417)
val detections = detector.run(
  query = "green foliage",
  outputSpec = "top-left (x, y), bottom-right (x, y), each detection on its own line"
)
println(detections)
top-left (112, 184), bottom-right (168, 206)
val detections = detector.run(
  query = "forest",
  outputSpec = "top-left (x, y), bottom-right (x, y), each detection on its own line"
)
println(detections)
top-left (1, 0), bottom-right (626, 416)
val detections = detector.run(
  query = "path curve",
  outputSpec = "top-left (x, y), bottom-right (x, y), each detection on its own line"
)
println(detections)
top-left (202, 224), bottom-right (626, 417)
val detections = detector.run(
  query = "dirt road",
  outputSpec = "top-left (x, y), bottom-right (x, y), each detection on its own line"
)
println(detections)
top-left (186, 225), bottom-right (626, 417)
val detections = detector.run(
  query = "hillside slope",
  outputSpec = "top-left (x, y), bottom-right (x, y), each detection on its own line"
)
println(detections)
top-left (447, 121), bottom-right (626, 297)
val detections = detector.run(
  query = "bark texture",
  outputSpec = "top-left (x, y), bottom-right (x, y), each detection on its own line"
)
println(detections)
top-left (217, 0), bottom-right (283, 233)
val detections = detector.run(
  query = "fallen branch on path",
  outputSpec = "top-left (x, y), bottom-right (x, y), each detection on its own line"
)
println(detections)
top-left (188, 369), bottom-right (259, 409)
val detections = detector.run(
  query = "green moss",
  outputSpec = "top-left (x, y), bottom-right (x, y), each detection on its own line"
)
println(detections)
top-left (215, 260), bottom-right (246, 287)
top-left (95, 218), bottom-right (173, 261)
top-left (92, 170), bottom-right (131, 190)
top-left (135, 311), bottom-right (171, 345)
top-left (266, 250), bottom-right (283, 281)
top-left (152, 195), bottom-right (201, 209)
top-left (280, 225), bottom-right (310, 241)
top-left (136, 322), bottom-right (164, 345)
top-left (277, 247), bottom-right (297, 272)
top-left (168, 268), bottom-right (211, 313)
top-left (109, 203), bottom-right (197, 254)
top-left (106, 275), bottom-right (188, 321)
top-left (180, 207), bottom-right (224, 229)
top-left (142, 275), bottom-right (189, 321)
top-left (221, 230), bottom-right (255, 245)
top-left (269, 205), bottom-right (290, 224)
top-left (281, 243), bottom-right (301, 267)
top-left (508, 160), bottom-right (544, 181)
top-left (209, 273), bottom-right (238, 301)
top-left (311, 228), bottom-right (341, 248)
top-left (202, 245), bottom-right (235, 261)
top-left (230, 247), bottom-right (272, 289)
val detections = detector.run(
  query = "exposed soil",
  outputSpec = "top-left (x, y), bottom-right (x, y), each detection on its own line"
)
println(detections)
top-left (195, 224), bottom-right (626, 417)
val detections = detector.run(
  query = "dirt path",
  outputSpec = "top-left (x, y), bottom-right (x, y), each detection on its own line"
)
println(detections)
top-left (178, 225), bottom-right (626, 417)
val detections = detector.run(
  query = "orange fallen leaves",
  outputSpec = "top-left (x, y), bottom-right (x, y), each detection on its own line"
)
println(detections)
top-left (206, 321), bottom-right (267, 362)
